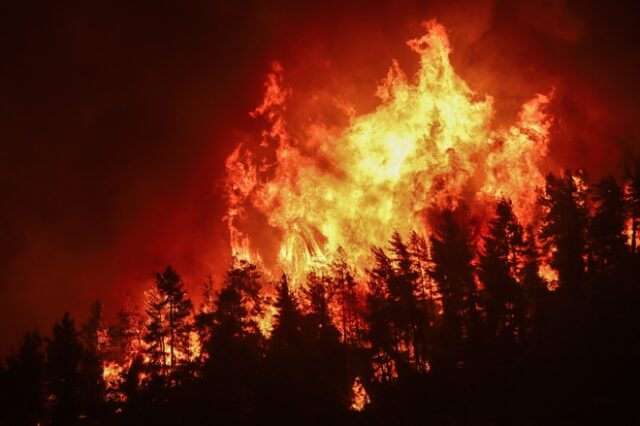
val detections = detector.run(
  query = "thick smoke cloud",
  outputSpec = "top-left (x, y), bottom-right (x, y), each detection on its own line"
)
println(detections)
top-left (1, 0), bottom-right (638, 353)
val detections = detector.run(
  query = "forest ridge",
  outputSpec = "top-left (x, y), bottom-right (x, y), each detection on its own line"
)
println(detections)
top-left (2, 168), bottom-right (640, 425)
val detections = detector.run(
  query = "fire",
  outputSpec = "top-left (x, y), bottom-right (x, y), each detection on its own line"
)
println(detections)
top-left (349, 376), bottom-right (371, 412)
top-left (539, 263), bottom-right (559, 290)
top-left (102, 360), bottom-right (130, 404)
top-left (226, 20), bottom-right (553, 282)
top-left (625, 219), bottom-right (636, 248)
top-left (102, 361), bottom-right (124, 394)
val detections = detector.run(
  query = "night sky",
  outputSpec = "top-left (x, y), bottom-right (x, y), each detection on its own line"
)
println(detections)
top-left (1, 0), bottom-right (639, 353)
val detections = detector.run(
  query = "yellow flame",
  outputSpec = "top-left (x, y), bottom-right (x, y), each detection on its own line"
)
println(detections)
top-left (350, 376), bottom-right (371, 411)
top-left (225, 20), bottom-right (553, 282)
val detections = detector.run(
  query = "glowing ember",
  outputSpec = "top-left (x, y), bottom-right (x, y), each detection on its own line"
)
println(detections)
top-left (539, 263), bottom-right (559, 290)
top-left (349, 376), bottom-right (371, 411)
top-left (224, 20), bottom-right (552, 282)
top-left (102, 361), bottom-right (124, 389)
top-left (102, 360), bottom-right (126, 402)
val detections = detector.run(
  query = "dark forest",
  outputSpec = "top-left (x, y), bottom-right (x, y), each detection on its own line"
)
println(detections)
top-left (2, 168), bottom-right (640, 425)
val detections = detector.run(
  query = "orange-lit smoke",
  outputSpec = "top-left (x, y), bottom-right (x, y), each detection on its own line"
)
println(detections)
top-left (225, 20), bottom-right (553, 282)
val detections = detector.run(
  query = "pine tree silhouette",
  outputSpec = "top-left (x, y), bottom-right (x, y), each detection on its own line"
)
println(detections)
top-left (46, 313), bottom-right (84, 425)
top-left (429, 206), bottom-right (481, 368)
top-left (203, 259), bottom-right (264, 424)
top-left (589, 175), bottom-right (627, 276)
top-left (366, 245), bottom-right (400, 380)
top-left (539, 171), bottom-right (588, 298)
top-left (520, 226), bottom-right (548, 339)
top-left (302, 269), bottom-right (340, 344)
top-left (331, 248), bottom-right (362, 345)
top-left (4, 168), bottom-right (640, 424)
top-left (143, 267), bottom-right (194, 380)
top-left (478, 199), bottom-right (526, 344)
top-left (79, 301), bottom-right (106, 420)
top-left (2, 331), bottom-right (45, 425)
top-left (194, 274), bottom-right (216, 363)
top-left (623, 163), bottom-right (640, 255)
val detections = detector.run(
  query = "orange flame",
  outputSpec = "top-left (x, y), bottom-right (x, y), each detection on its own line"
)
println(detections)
top-left (102, 361), bottom-right (125, 398)
top-left (225, 20), bottom-right (553, 282)
top-left (349, 376), bottom-right (371, 411)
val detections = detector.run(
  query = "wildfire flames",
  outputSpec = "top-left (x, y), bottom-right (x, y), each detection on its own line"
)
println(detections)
top-left (350, 376), bottom-right (371, 412)
top-left (225, 20), bottom-right (553, 282)
top-left (10, 11), bottom-right (640, 424)
top-left (96, 20), bottom-right (557, 401)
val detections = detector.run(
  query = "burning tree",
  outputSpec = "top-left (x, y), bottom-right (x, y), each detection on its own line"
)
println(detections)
top-left (624, 164), bottom-right (640, 254)
top-left (143, 267), bottom-right (194, 380)
top-left (3, 16), bottom-right (640, 426)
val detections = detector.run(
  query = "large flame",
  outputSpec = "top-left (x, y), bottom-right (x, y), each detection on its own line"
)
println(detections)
top-left (225, 20), bottom-right (552, 281)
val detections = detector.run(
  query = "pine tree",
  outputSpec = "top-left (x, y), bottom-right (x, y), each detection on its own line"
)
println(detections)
top-left (81, 301), bottom-right (105, 355)
top-left (623, 163), bottom-right (640, 255)
top-left (203, 259), bottom-right (265, 423)
top-left (589, 175), bottom-right (627, 276)
top-left (204, 258), bottom-right (265, 380)
top-left (2, 331), bottom-right (45, 425)
top-left (539, 171), bottom-right (588, 298)
top-left (145, 284), bottom-right (169, 374)
top-left (121, 355), bottom-right (144, 407)
top-left (108, 294), bottom-right (144, 365)
top-left (389, 231), bottom-right (429, 370)
top-left (302, 269), bottom-right (339, 343)
top-left (79, 301), bottom-right (106, 419)
top-left (409, 231), bottom-right (435, 301)
top-left (47, 313), bottom-right (84, 425)
top-left (366, 245), bottom-right (398, 378)
top-left (331, 248), bottom-right (361, 345)
top-left (409, 231), bottom-right (438, 370)
top-left (270, 274), bottom-right (303, 352)
top-left (300, 270), bottom-right (349, 417)
top-left (520, 227), bottom-right (548, 337)
top-left (429, 207), bottom-right (481, 367)
top-left (208, 259), bottom-right (264, 350)
top-left (194, 274), bottom-right (216, 362)
top-left (143, 267), bottom-right (194, 378)
top-left (267, 273), bottom-right (347, 421)
top-left (478, 199), bottom-right (526, 343)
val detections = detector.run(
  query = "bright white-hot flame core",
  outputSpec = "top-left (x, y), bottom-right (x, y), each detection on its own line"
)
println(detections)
top-left (225, 20), bottom-right (553, 282)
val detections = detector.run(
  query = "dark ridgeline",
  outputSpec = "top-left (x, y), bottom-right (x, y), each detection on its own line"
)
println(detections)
top-left (1, 169), bottom-right (640, 425)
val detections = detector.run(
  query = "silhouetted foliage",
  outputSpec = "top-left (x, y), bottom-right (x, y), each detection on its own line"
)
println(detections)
top-left (520, 226), bottom-right (548, 338)
top-left (429, 206), bottom-right (481, 368)
top-left (331, 247), bottom-right (362, 345)
top-left (193, 274), bottom-right (216, 362)
top-left (46, 313), bottom-right (84, 425)
top-left (301, 269), bottom-right (337, 342)
top-left (1, 331), bottom-right (45, 426)
top-left (589, 175), bottom-right (627, 276)
top-left (79, 301), bottom-right (107, 420)
top-left (478, 199), bottom-right (526, 344)
top-left (201, 259), bottom-right (265, 424)
top-left (108, 294), bottom-right (144, 364)
top-left (539, 170), bottom-right (588, 297)
top-left (143, 267), bottom-right (194, 381)
top-left (3, 170), bottom-right (640, 425)
top-left (624, 163), bottom-right (640, 254)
